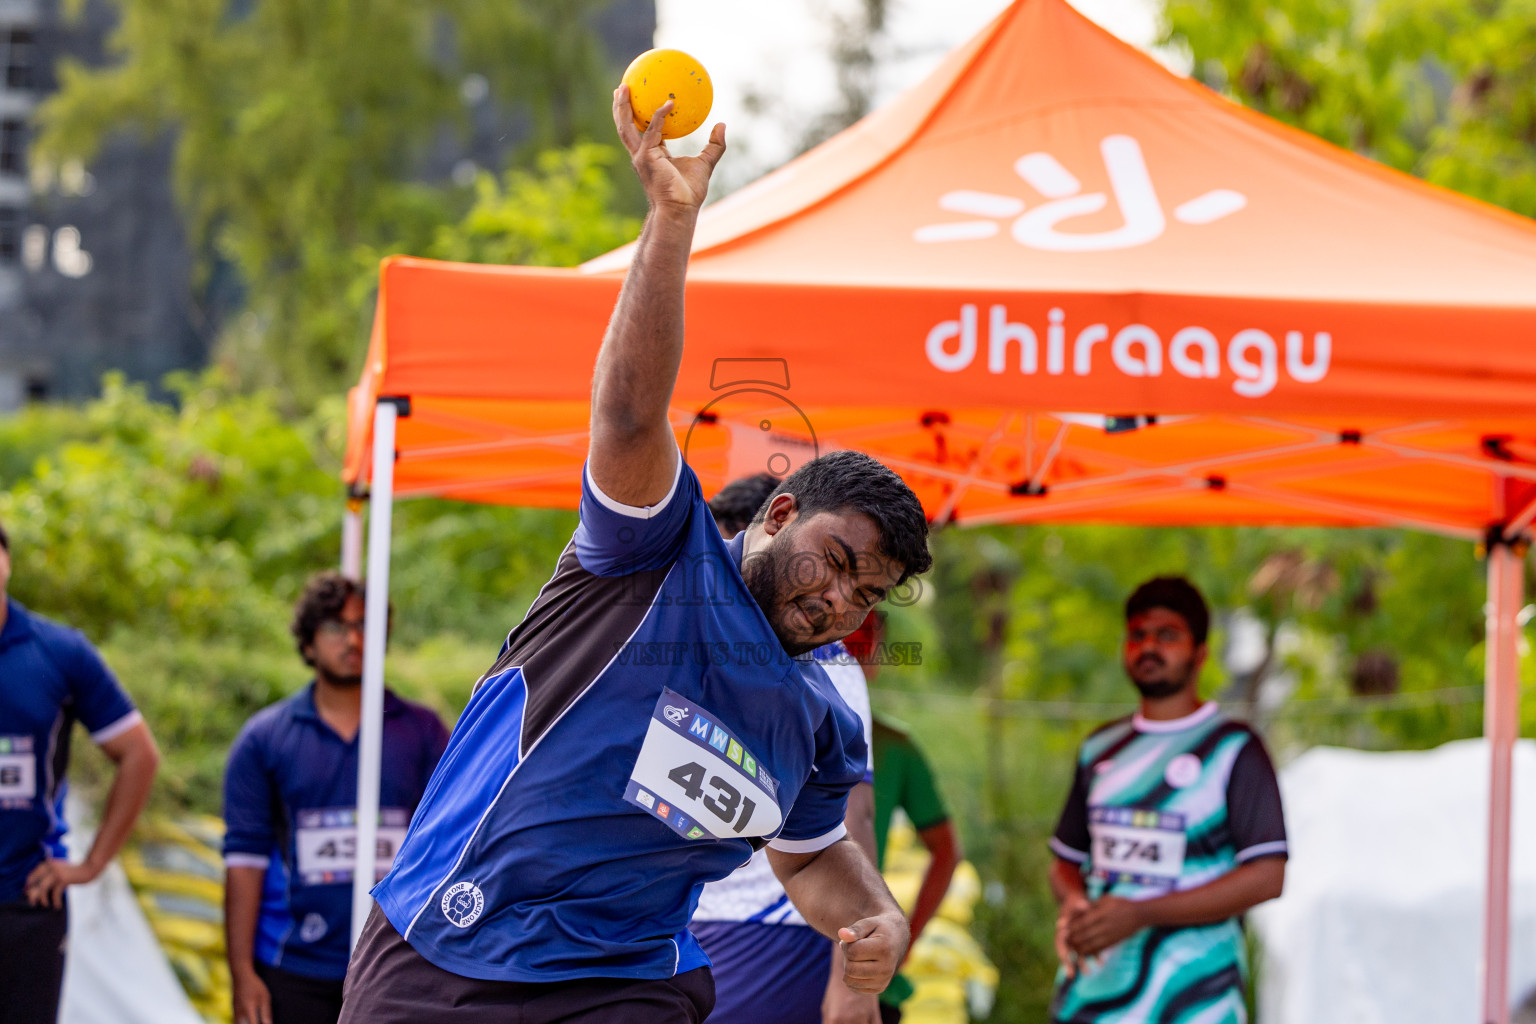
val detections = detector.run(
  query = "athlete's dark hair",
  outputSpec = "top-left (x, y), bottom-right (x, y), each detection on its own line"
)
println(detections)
top-left (755, 451), bottom-right (932, 584)
top-left (1125, 576), bottom-right (1209, 645)
top-left (708, 473), bottom-right (782, 537)
top-left (291, 572), bottom-right (363, 667)
top-left (0, 519), bottom-right (8, 552)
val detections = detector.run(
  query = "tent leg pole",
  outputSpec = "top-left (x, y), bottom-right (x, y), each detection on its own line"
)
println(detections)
top-left (1482, 537), bottom-right (1523, 1024)
top-left (351, 400), bottom-right (399, 950)
top-left (341, 498), bottom-right (364, 580)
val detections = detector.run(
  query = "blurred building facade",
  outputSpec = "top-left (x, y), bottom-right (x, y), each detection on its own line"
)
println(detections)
top-left (0, 0), bottom-right (655, 412)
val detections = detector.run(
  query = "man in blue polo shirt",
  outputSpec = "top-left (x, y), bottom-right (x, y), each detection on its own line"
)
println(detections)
top-left (223, 572), bottom-right (448, 1024)
top-left (338, 87), bottom-right (932, 1024)
top-left (0, 518), bottom-right (161, 1023)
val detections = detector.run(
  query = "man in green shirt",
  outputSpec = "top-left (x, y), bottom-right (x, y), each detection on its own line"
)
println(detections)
top-left (848, 611), bottom-right (962, 1024)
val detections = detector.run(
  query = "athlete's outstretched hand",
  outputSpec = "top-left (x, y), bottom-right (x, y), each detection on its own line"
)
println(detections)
top-left (612, 85), bottom-right (725, 212)
top-left (837, 910), bottom-right (909, 995)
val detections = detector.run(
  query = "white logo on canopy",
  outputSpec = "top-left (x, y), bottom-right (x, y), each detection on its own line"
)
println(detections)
top-left (915, 135), bottom-right (1246, 251)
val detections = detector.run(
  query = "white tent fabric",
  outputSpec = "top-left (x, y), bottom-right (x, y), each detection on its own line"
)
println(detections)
top-left (59, 806), bottom-right (204, 1024)
top-left (1253, 739), bottom-right (1536, 1024)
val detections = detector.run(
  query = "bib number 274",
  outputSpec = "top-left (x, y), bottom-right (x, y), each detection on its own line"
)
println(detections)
top-left (667, 762), bottom-right (757, 833)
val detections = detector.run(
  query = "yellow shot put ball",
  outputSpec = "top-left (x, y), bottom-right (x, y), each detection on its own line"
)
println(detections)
top-left (622, 48), bottom-right (713, 140)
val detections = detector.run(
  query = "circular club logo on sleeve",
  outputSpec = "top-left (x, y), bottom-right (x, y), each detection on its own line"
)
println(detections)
top-left (1165, 753), bottom-right (1203, 789)
top-left (441, 881), bottom-right (486, 929)
top-left (299, 912), bottom-right (328, 943)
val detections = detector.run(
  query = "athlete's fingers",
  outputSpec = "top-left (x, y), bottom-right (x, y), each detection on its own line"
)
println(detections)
top-left (611, 85), bottom-right (642, 153)
top-left (837, 919), bottom-right (874, 947)
top-left (24, 861), bottom-right (50, 906)
top-left (1055, 917), bottom-right (1077, 978)
top-left (641, 98), bottom-right (673, 152)
top-left (839, 917), bottom-right (898, 995)
top-left (1070, 919), bottom-right (1116, 957)
top-left (249, 982), bottom-right (273, 1024)
top-left (840, 930), bottom-right (892, 962)
top-left (28, 862), bottom-right (64, 909)
top-left (697, 122), bottom-right (727, 171)
top-left (840, 960), bottom-right (889, 994)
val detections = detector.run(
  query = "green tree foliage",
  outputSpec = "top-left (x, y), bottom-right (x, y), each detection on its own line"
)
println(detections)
top-left (427, 144), bottom-right (641, 267)
top-left (0, 373), bottom-right (575, 808)
top-left (1163, 0), bottom-right (1536, 215)
top-left (33, 0), bottom-right (631, 404)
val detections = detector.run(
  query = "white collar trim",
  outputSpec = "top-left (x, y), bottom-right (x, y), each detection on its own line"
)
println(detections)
top-left (1133, 701), bottom-right (1219, 734)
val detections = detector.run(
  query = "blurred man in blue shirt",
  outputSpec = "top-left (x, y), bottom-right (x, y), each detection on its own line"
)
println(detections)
top-left (0, 519), bottom-right (161, 1024)
top-left (223, 573), bottom-right (447, 1024)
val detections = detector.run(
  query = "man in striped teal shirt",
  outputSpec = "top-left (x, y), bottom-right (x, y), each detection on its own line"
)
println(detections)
top-left (1048, 577), bottom-right (1287, 1024)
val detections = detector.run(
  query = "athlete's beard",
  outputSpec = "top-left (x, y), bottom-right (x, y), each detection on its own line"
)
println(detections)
top-left (742, 533), bottom-right (822, 657)
top-left (317, 665), bottom-right (363, 688)
top-left (1132, 676), bottom-right (1187, 700)
top-left (1128, 655), bottom-right (1196, 700)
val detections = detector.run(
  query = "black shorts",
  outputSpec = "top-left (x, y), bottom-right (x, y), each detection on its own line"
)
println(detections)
top-left (340, 906), bottom-right (715, 1024)
top-left (255, 962), bottom-right (346, 1024)
top-left (0, 900), bottom-right (68, 1024)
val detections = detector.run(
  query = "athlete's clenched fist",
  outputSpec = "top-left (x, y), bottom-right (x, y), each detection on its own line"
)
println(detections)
top-left (837, 911), bottom-right (910, 994)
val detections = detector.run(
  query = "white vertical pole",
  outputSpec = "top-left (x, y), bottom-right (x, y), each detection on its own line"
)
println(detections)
top-left (341, 499), bottom-right (364, 580)
top-left (1482, 536), bottom-right (1523, 1024)
top-left (351, 401), bottom-right (398, 948)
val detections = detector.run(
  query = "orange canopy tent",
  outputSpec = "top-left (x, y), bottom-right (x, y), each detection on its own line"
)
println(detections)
top-left (340, 0), bottom-right (1535, 1016)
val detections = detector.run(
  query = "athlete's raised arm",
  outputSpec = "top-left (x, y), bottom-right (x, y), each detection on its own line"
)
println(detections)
top-left (588, 87), bottom-right (726, 507)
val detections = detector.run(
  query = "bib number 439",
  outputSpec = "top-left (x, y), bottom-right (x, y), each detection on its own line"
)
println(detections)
top-left (667, 762), bottom-right (757, 834)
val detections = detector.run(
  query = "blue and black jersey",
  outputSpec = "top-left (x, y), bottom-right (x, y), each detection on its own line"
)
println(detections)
top-left (371, 453), bottom-right (868, 985)
top-left (1049, 702), bottom-right (1287, 1023)
top-left (0, 599), bottom-right (139, 904)
top-left (221, 684), bottom-right (448, 980)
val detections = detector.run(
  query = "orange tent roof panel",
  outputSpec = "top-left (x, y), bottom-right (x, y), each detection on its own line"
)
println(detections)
top-left (346, 0), bottom-right (1536, 538)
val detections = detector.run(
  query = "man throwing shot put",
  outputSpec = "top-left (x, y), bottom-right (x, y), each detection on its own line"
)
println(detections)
top-left (339, 87), bottom-right (931, 1024)
top-left (1048, 578), bottom-right (1287, 1023)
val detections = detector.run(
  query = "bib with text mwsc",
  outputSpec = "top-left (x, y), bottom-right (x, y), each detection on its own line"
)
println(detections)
top-left (293, 806), bottom-right (409, 885)
top-left (625, 689), bottom-right (783, 842)
top-left (0, 735), bottom-right (37, 809)
top-left (1088, 806), bottom-right (1187, 886)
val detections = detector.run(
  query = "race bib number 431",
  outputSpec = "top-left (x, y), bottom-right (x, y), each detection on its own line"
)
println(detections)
top-left (294, 807), bottom-right (408, 885)
top-left (1088, 806), bottom-right (1187, 885)
top-left (625, 689), bottom-right (783, 841)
